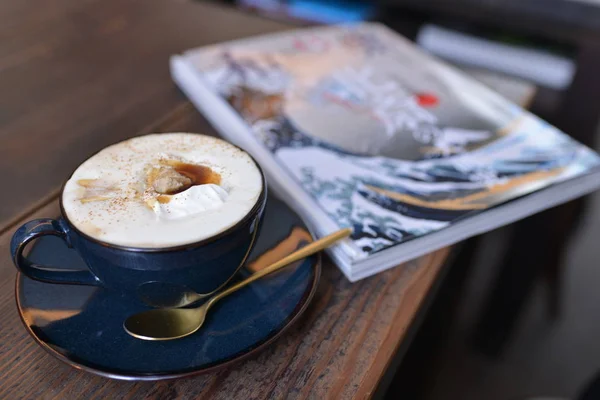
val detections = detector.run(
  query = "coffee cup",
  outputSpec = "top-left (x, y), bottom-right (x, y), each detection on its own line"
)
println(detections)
top-left (10, 133), bottom-right (267, 298)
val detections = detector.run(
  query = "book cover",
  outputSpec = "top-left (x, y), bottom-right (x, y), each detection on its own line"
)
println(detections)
top-left (179, 23), bottom-right (600, 263)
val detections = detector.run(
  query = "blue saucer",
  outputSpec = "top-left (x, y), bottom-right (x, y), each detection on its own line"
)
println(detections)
top-left (15, 194), bottom-right (320, 380)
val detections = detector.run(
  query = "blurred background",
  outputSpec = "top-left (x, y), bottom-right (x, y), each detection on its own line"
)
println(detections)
top-left (208, 0), bottom-right (600, 399)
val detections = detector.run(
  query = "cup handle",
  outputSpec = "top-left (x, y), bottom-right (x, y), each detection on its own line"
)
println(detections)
top-left (10, 218), bottom-right (101, 286)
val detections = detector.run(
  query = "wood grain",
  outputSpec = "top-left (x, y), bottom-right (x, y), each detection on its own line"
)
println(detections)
top-left (0, 1), bottom-right (451, 398)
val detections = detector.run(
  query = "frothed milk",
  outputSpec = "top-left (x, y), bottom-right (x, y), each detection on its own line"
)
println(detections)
top-left (62, 133), bottom-right (263, 248)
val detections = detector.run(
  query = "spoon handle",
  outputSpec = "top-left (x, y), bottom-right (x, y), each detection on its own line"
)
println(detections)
top-left (207, 227), bottom-right (352, 306)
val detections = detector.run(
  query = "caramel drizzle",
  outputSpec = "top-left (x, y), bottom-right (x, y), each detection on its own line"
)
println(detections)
top-left (77, 179), bottom-right (118, 203)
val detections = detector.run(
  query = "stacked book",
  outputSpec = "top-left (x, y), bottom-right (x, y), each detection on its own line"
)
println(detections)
top-left (170, 23), bottom-right (600, 281)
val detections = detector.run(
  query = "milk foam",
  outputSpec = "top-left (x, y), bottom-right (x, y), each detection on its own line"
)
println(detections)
top-left (62, 133), bottom-right (263, 248)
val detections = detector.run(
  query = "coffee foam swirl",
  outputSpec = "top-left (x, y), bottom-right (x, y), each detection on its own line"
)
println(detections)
top-left (61, 133), bottom-right (263, 248)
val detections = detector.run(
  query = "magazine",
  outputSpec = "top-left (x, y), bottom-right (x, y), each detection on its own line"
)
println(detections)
top-left (170, 23), bottom-right (600, 281)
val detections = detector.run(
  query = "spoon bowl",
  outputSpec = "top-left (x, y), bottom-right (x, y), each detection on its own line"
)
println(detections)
top-left (125, 306), bottom-right (207, 340)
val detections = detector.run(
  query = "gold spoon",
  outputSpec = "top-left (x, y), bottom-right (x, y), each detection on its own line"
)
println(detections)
top-left (124, 228), bottom-right (352, 341)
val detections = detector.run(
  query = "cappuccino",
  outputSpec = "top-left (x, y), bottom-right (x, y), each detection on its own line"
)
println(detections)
top-left (62, 133), bottom-right (263, 248)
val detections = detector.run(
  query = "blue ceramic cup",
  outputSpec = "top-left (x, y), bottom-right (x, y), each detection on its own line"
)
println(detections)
top-left (10, 153), bottom-right (267, 298)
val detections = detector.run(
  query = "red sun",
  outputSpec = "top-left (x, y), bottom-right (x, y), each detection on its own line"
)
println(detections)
top-left (415, 93), bottom-right (439, 107)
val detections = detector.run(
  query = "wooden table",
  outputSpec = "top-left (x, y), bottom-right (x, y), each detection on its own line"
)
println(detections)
top-left (0, 1), bottom-right (450, 398)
